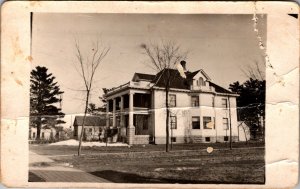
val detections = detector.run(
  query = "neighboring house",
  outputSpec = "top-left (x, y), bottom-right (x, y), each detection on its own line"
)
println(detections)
top-left (73, 115), bottom-right (106, 141)
top-left (237, 121), bottom-right (250, 142)
top-left (29, 127), bottom-right (57, 140)
top-left (104, 61), bottom-right (239, 145)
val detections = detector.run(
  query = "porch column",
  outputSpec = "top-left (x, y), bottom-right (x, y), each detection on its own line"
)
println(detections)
top-left (106, 99), bottom-right (109, 127)
top-left (113, 98), bottom-right (116, 127)
top-left (127, 91), bottom-right (135, 145)
top-left (129, 92), bottom-right (134, 127)
top-left (120, 96), bottom-right (124, 127)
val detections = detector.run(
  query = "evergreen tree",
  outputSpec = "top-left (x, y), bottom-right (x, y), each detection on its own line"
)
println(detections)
top-left (30, 66), bottom-right (65, 140)
top-left (229, 78), bottom-right (265, 140)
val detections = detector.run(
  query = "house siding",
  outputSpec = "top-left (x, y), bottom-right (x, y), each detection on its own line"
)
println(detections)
top-left (152, 89), bottom-right (238, 144)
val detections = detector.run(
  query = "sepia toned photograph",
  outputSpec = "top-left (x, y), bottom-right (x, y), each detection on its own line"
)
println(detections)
top-left (27, 13), bottom-right (267, 184)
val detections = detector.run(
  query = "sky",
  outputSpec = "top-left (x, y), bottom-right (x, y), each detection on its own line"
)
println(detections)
top-left (32, 13), bottom-right (266, 115)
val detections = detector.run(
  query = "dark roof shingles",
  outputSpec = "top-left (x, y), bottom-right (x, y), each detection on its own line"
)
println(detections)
top-left (152, 69), bottom-right (192, 90)
top-left (209, 82), bottom-right (233, 94)
top-left (133, 69), bottom-right (233, 94)
top-left (73, 116), bottom-right (106, 127)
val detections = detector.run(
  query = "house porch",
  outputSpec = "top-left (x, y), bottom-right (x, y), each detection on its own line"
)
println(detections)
top-left (106, 91), bottom-right (153, 144)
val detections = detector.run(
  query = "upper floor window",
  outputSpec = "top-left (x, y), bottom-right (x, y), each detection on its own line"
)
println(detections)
top-left (212, 96), bottom-right (215, 107)
top-left (170, 115), bottom-right (177, 129)
top-left (199, 77), bottom-right (206, 86)
top-left (169, 94), bottom-right (176, 107)
top-left (191, 96), bottom-right (199, 107)
top-left (222, 98), bottom-right (228, 108)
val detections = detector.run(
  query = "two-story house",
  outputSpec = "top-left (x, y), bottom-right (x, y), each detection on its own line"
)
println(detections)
top-left (104, 61), bottom-right (239, 145)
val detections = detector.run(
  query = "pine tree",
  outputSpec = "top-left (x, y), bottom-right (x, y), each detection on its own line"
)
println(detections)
top-left (229, 78), bottom-right (265, 140)
top-left (30, 66), bottom-right (65, 140)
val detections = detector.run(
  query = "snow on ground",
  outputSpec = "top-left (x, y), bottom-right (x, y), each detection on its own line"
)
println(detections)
top-left (49, 139), bottom-right (128, 147)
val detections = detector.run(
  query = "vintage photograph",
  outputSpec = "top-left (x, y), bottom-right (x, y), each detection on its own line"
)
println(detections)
top-left (28, 13), bottom-right (266, 184)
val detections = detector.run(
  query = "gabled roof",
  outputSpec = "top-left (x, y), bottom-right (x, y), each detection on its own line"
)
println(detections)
top-left (73, 116), bottom-right (106, 127)
top-left (186, 70), bottom-right (200, 80)
top-left (151, 68), bottom-right (233, 94)
top-left (208, 81), bottom-right (233, 94)
top-left (198, 69), bottom-right (211, 81)
top-left (132, 73), bottom-right (156, 82)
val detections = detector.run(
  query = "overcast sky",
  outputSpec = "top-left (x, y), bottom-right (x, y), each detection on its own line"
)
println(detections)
top-left (32, 13), bottom-right (266, 114)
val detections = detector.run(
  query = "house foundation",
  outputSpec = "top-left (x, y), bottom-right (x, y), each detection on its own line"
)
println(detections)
top-left (127, 127), bottom-right (135, 145)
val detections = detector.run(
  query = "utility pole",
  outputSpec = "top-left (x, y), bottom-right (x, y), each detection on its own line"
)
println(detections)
top-left (228, 96), bottom-right (232, 150)
top-left (171, 126), bottom-right (173, 150)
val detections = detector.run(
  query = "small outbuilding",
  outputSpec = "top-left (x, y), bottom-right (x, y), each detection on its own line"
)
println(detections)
top-left (237, 121), bottom-right (251, 142)
top-left (73, 115), bottom-right (106, 141)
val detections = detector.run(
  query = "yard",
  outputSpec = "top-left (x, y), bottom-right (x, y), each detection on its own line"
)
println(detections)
top-left (30, 142), bottom-right (265, 184)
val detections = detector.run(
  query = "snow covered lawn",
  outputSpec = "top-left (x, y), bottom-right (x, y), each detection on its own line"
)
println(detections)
top-left (49, 139), bottom-right (128, 147)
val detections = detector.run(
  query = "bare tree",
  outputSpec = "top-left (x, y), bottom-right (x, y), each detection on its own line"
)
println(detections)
top-left (241, 61), bottom-right (265, 81)
top-left (74, 39), bottom-right (110, 156)
top-left (140, 40), bottom-right (187, 152)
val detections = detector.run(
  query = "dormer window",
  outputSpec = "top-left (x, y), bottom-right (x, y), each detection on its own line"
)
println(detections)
top-left (199, 77), bottom-right (206, 86)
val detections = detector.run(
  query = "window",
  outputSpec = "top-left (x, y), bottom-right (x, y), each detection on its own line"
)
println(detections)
top-left (222, 98), bottom-right (228, 108)
top-left (142, 116), bottom-right (148, 130)
top-left (191, 96), bottom-right (199, 107)
top-left (134, 114), bottom-right (149, 132)
top-left (192, 117), bottom-right (200, 129)
top-left (224, 136), bottom-right (229, 141)
top-left (205, 137), bottom-right (210, 142)
top-left (212, 96), bottom-right (215, 107)
top-left (199, 77), bottom-right (206, 86)
top-left (223, 118), bottom-right (229, 130)
top-left (33, 132), bottom-right (36, 138)
top-left (171, 137), bottom-right (176, 142)
top-left (170, 116), bottom-right (177, 129)
top-left (169, 94), bottom-right (176, 107)
top-left (203, 117), bottom-right (212, 129)
top-left (41, 132), bottom-right (45, 139)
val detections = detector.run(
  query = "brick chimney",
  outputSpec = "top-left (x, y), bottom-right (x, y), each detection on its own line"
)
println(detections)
top-left (180, 60), bottom-right (187, 71)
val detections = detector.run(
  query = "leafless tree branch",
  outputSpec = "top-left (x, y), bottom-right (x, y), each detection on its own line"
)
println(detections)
top-left (140, 40), bottom-right (188, 152)
top-left (74, 38), bottom-right (110, 156)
